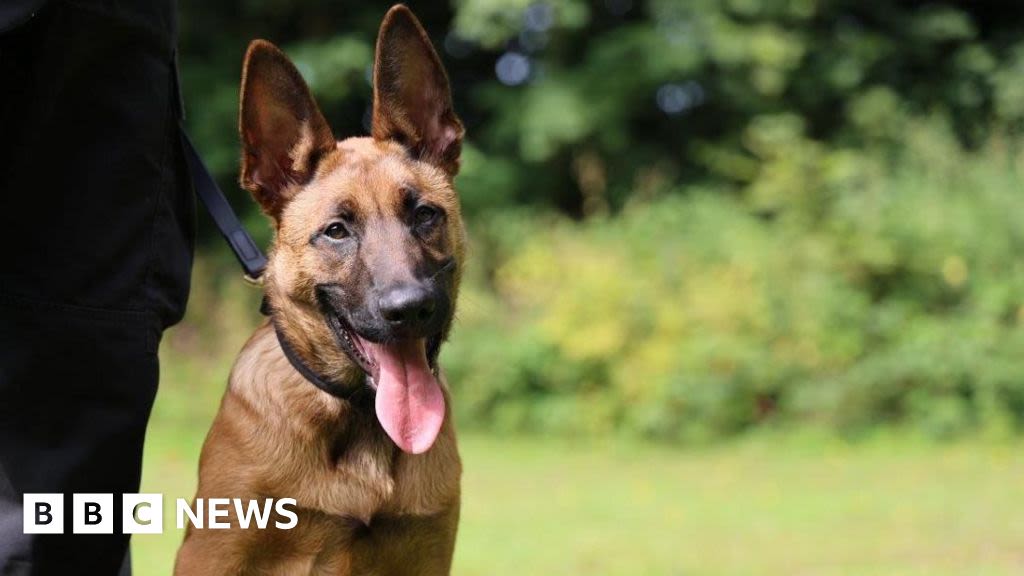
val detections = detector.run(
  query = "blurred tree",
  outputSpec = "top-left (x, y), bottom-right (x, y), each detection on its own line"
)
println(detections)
top-left (179, 0), bottom-right (1024, 224)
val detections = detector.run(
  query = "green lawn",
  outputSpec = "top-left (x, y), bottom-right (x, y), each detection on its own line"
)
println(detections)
top-left (135, 370), bottom-right (1024, 576)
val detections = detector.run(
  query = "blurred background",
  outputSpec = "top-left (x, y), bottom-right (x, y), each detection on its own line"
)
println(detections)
top-left (137, 0), bottom-right (1024, 573)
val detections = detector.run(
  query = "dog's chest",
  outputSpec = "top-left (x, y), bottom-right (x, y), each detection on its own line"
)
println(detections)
top-left (310, 428), bottom-right (461, 523)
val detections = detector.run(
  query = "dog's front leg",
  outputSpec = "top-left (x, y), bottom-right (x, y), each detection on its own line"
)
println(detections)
top-left (174, 526), bottom-right (248, 576)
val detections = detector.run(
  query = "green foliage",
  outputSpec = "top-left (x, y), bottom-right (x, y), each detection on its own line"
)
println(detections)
top-left (172, 1), bottom-right (1024, 442)
top-left (444, 125), bottom-right (1024, 441)
top-left (180, 1), bottom-right (1024, 218)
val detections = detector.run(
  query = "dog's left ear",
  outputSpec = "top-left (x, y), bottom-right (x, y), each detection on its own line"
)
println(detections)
top-left (372, 5), bottom-right (464, 176)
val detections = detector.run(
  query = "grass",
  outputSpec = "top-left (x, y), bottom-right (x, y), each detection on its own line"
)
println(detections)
top-left (133, 277), bottom-right (1024, 575)
top-left (134, 364), bottom-right (1024, 575)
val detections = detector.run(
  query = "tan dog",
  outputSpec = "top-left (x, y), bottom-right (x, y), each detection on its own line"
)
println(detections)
top-left (174, 6), bottom-right (465, 574)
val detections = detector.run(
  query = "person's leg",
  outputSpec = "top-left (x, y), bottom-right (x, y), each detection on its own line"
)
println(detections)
top-left (0, 0), bottom-right (192, 573)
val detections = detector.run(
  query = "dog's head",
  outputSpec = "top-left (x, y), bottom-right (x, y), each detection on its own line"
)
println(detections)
top-left (239, 5), bottom-right (465, 454)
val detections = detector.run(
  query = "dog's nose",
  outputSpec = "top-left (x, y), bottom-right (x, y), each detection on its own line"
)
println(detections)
top-left (378, 284), bottom-right (437, 330)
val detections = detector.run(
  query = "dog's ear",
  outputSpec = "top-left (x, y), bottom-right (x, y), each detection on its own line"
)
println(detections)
top-left (372, 5), bottom-right (464, 176)
top-left (239, 40), bottom-right (335, 219)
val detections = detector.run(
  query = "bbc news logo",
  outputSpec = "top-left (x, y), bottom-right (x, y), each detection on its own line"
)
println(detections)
top-left (23, 494), bottom-right (298, 534)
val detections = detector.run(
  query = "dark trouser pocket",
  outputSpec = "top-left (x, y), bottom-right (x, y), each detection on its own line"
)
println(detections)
top-left (0, 294), bottom-right (160, 574)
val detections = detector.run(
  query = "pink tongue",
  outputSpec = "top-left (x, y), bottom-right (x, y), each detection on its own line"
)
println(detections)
top-left (370, 339), bottom-right (445, 454)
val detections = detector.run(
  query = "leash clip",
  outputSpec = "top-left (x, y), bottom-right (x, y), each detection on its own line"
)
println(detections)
top-left (243, 272), bottom-right (265, 288)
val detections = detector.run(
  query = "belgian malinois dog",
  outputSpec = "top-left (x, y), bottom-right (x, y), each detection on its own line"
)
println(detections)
top-left (175, 6), bottom-right (465, 574)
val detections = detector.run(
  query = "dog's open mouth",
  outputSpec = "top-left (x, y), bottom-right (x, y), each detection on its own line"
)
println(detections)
top-left (328, 314), bottom-right (378, 380)
top-left (324, 312), bottom-right (445, 455)
top-left (326, 313), bottom-right (442, 383)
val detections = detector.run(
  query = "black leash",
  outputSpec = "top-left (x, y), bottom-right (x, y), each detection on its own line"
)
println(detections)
top-left (181, 129), bottom-right (358, 400)
top-left (180, 131), bottom-right (267, 281)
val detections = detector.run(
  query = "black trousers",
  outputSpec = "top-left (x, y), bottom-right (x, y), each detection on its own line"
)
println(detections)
top-left (0, 0), bottom-right (192, 573)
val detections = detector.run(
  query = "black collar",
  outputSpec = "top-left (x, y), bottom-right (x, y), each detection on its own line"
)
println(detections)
top-left (272, 321), bottom-right (369, 401)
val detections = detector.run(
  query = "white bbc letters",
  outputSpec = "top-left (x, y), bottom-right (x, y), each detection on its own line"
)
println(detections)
top-left (207, 498), bottom-right (231, 529)
top-left (23, 493), bottom-right (299, 533)
top-left (177, 498), bottom-right (203, 529)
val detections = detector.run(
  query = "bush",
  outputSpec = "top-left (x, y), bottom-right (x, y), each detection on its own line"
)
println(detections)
top-left (444, 124), bottom-right (1024, 442)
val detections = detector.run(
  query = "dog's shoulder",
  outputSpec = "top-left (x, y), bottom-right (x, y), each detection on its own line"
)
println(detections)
top-left (226, 322), bottom-right (343, 419)
top-left (228, 321), bottom-right (286, 398)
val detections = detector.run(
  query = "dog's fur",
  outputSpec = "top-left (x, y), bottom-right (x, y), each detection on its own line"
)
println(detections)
top-left (174, 6), bottom-right (466, 574)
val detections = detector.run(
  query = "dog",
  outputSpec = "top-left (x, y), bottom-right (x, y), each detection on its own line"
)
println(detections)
top-left (174, 6), bottom-right (466, 574)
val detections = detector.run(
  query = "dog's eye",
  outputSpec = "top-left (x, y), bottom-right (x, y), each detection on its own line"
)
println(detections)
top-left (414, 205), bottom-right (439, 227)
top-left (323, 222), bottom-right (349, 240)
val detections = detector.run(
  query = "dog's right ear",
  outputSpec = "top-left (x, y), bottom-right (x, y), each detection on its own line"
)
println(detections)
top-left (239, 40), bottom-right (335, 220)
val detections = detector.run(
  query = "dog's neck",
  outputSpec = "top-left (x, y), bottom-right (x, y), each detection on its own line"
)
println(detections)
top-left (265, 279), bottom-right (366, 390)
